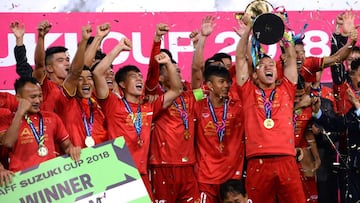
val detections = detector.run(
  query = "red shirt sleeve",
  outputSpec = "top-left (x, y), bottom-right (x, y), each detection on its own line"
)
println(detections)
top-left (0, 92), bottom-right (18, 112)
top-left (145, 40), bottom-right (161, 94)
top-left (302, 57), bottom-right (324, 82)
top-left (52, 112), bottom-right (70, 144)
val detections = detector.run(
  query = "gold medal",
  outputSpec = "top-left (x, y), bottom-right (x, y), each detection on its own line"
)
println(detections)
top-left (264, 118), bottom-right (274, 129)
top-left (85, 136), bottom-right (95, 147)
top-left (219, 142), bottom-right (224, 153)
top-left (137, 138), bottom-right (144, 147)
top-left (184, 130), bottom-right (190, 140)
top-left (38, 146), bottom-right (48, 157)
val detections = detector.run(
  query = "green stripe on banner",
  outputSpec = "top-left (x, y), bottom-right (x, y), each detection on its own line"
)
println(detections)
top-left (0, 137), bottom-right (152, 203)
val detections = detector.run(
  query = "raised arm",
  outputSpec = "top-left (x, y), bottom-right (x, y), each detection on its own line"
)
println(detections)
top-left (282, 32), bottom-right (298, 84)
top-left (62, 24), bottom-right (92, 96)
top-left (145, 23), bottom-right (169, 94)
top-left (155, 52), bottom-right (183, 108)
top-left (33, 20), bottom-right (52, 84)
top-left (1, 99), bottom-right (31, 148)
top-left (323, 11), bottom-right (358, 67)
top-left (10, 21), bottom-right (33, 77)
top-left (93, 38), bottom-right (132, 99)
top-left (191, 16), bottom-right (216, 89)
top-left (235, 14), bottom-right (252, 87)
top-left (84, 23), bottom-right (110, 68)
top-left (330, 13), bottom-right (349, 85)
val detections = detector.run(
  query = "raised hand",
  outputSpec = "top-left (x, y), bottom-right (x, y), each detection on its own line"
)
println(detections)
top-left (155, 52), bottom-right (171, 64)
top-left (156, 23), bottom-right (169, 38)
top-left (10, 21), bottom-right (25, 39)
top-left (37, 20), bottom-right (52, 38)
top-left (97, 23), bottom-right (111, 38)
top-left (233, 17), bottom-right (247, 37)
top-left (82, 24), bottom-right (92, 41)
top-left (189, 29), bottom-right (199, 48)
top-left (342, 10), bottom-right (356, 36)
top-left (200, 16), bottom-right (216, 37)
top-left (17, 98), bottom-right (32, 115)
top-left (119, 38), bottom-right (132, 51)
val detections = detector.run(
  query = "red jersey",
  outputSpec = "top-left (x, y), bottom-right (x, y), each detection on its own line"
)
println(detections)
top-left (334, 82), bottom-right (355, 115)
top-left (145, 41), bottom-right (161, 94)
top-left (149, 91), bottom-right (197, 165)
top-left (294, 106), bottom-right (313, 148)
top-left (55, 90), bottom-right (108, 148)
top-left (41, 77), bottom-right (62, 112)
top-left (98, 92), bottom-right (164, 175)
top-left (239, 78), bottom-right (296, 158)
top-left (321, 85), bottom-right (337, 113)
top-left (194, 98), bottom-right (245, 184)
top-left (277, 57), bottom-right (324, 82)
top-left (0, 109), bottom-right (13, 169)
top-left (3, 111), bottom-right (69, 172)
top-left (0, 92), bottom-right (18, 112)
top-left (145, 40), bottom-right (192, 95)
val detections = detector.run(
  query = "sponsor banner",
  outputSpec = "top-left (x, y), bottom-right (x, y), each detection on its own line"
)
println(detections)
top-left (0, 137), bottom-right (151, 203)
top-left (0, 12), bottom-right (359, 91)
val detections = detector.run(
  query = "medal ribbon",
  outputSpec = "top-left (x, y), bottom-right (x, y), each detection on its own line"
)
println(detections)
top-left (260, 89), bottom-right (276, 119)
top-left (173, 96), bottom-right (189, 131)
top-left (81, 99), bottom-right (94, 138)
top-left (24, 113), bottom-right (44, 147)
top-left (160, 84), bottom-right (189, 131)
top-left (251, 37), bottom-right (262, 68)
top-left (122, 97), bottom-right (142, 139)
top-left (207, 97), bottom-right (228, 143)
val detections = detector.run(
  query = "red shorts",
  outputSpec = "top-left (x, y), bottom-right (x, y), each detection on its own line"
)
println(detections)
top-left (246, 155), bottom-right (306, 203)
top-left (300, 176), bottom-right (318, 202)
top-left (150, 165), bottom-right (200, 203)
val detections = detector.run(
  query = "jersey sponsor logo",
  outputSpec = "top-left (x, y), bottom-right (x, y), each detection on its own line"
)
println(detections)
top-left (201, 113), bottom-right (209, 118)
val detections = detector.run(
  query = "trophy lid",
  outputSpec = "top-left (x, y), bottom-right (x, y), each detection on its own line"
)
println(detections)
top-left (253, 13), bottom-right (285, 45)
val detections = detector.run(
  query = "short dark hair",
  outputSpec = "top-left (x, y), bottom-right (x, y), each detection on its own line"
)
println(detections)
top-left (205, 56), bottom-right (225, 70)
top-left (203, 64), bottom-right (230, 82)
top-left (220, 179), bottom-right (246, 201)
top-left (351, 58), bottom-right (360, 72)
top-left (213, 52), bottom-right (232, 62)
top-left (45, 46), bottom-right (68, 65)
top-left (160, 49), bottom-right (177, 64)
top-left (14, 77), bottom-right (40, 94)
top-left (294, 38), bottom-right (304, 46)
top-left (351, 46), bottom-right (360, 54)
top-left (115, 65), bottom-right (141, 84)
top-left (95, 50), bottom-right (106, 60)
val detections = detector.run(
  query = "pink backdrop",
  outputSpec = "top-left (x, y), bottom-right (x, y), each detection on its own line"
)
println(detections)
top-left (0, 12), bottom-right (359, 90)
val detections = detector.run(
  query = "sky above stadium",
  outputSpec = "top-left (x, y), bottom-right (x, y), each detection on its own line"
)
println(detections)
top-left (0, 0), bottom-right (359, 12)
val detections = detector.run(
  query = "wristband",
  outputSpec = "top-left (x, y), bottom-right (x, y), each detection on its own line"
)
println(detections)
top-left (193, 88), bottom-right (204, 101)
